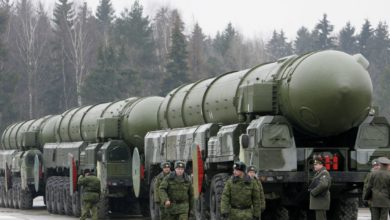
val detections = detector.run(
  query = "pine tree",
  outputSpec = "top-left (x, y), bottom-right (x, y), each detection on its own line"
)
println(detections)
top-left (313, 14), bottom-right (335, 50)
top-left (81, 46), bottom-right (120, 104)
top-left (188, 23), bottom-right (207, 81)
top-left (96, 0), bottom-right (114, 24)
top-left (338, 22), bottom-right (357, 54)
top-left (113, 0), bottom-right (157, 95)
top-left (294, 26), bottom-right (314, 54)
top-left (214, 22), bottom-right (236, 56)
top-left (358, 19), bottom-right (374, 58)
top-left (370, 22), bottom-right (390, 71)
top-left (266, 30), bottom-right (292, 60)
top-left (162, 10), bottom-right (188, 95)
top-left (53, 0), bottom-right (74, 32)
top-left (96, 0), bottom-right (114, 48)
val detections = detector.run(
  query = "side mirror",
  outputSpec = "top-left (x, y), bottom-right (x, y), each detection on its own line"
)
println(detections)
top-left (240, 134), bottom-right (250, 149)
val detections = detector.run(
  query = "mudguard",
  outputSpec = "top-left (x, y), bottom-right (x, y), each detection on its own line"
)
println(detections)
top-left (69, 153), bottom-right (77, 196)
top-left (33, 154), bottom-right (40, 192)
top-left (192, 143), bottom-right (204, 199)
top-left (132, 147), bottom-right (141, 198)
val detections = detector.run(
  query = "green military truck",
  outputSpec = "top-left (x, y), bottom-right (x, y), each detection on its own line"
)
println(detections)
top-left (143, 50), bottom-right (390, 220)
top-left (0, 97), bottom-right (163, 218)
top-left (1, 50), bottom-right (388, 220)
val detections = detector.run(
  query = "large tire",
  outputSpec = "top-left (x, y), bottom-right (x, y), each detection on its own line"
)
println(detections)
top-left (97, 195), bottom-right (109, 219)
top-left (72, 190), bottom-right (81, 217)
top-left (329, 197), bottom-right (358, 220)
top-left (3, 183), bottom-right (9, 208)
top-left (140, 181), bottom-right (151, 217)
top-left (63, 177), bottom-right (73, 216)
top-left (56, 177), bottom-right (65, 214)
top-left (0, 178), bottom-right (4, 207)
top-left (51, 177), bottom-right (58, 214)
top-left (149, 177), bottom-right (159, 220)
top-left (46, 177), bottom-right (53, 213)
top-left (262, 199), bottom-right (289, 220)
top-left (7, 187), bottom-right (14, 208)
top-left (12, 178), bottom-right (20, 209)
top-left (195, 192), bottom-right (209, 220)
top-left (19, 187), bottom-right (33, 209)
top-left (209, 173), bottom-right (229, 220)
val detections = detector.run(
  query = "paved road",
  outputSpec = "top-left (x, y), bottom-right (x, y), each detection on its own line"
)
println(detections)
top-left (0, 196), bottom-right (376, 220)
top-left (0, 197), bottom-right (148, 220)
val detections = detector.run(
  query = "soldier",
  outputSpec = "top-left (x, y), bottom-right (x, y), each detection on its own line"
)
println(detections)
top-left (154, 162), bottom-right (172, 220)
top-left (308, 158), bottom-right (331, 220)
top-left (78, 169), bottom-right (101, 220)
top-left (221, 161), bottom-right (261, 220)
top-left (364, 157), bottom-right (390, 220)
top-left (247, 165), bottom-right (266, 216)
top-left (362, 159), bottom-right (380, 211)
top-left (159, 161), bottom-right (193, 220)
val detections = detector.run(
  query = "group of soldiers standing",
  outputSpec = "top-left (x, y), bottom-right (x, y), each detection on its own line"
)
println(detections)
top-left (79, 156), bottom-right (390, 220)
top-left (363, 156), bottom-right (390, 220)
top-left (153, 159), bottom-right (333, 220)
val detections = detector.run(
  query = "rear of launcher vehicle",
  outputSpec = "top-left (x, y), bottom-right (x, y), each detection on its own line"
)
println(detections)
top-left (143, 50), bottom-right (390, 220)
top-left (0, 96), bottom-right (163, 218)
top-left (0, 117), bottom-right (47, 210)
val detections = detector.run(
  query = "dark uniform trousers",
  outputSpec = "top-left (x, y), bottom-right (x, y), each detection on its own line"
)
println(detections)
top-left (315, 210), bottom-right (326, 220)
top-left (371, 208), bottom-right (389, 220)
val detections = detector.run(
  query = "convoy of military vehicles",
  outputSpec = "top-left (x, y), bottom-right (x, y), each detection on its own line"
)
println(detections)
top-left (1, 50), bottom-right (389, 220)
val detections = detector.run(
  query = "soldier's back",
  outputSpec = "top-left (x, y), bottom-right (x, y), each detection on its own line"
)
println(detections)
top-left (370, 170), bottom-right (390, 207)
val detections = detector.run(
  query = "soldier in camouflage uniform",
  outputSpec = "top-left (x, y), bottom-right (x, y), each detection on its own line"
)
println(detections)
top-left (221, 161), bottom-right (261, 220)
top-left (364, 157), bottom-right (390, 220)
top-left (159, 161), bottom-right (193, 220)
top-left (154, 162), bottom-right (172, 220)
top-left (247, 165), bottom-right (266, 217)
top-left (78, 170), bottom-right (101, 220)
top-left (362, 159), bottom-right (380, 211)
top-left (308, 158), bottom-right (331, 220)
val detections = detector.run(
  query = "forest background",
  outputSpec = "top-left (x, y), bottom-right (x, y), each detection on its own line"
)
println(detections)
top-left (0, 0), bottom-right (389, 131)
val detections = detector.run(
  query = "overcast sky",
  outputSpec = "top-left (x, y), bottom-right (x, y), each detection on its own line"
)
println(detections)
top-left (41, 0), bottom-right (390, 40)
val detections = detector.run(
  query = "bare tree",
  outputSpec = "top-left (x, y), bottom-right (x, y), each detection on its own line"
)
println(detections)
top-left (64, 2), bottom-right (93, 106)
top-left (12, 0), bottom-right (50, 118)
top-left (152, 7), bottom-right (173, 74)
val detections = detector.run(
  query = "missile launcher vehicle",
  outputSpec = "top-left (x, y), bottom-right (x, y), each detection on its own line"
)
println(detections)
top-left (1, 50), bottom-right (389, 220)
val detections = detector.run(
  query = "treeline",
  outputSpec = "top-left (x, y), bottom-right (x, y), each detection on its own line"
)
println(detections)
top-left (0, 0), bottom-right (389, 131)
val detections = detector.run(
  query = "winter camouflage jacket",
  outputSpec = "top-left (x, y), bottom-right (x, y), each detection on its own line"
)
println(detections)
top-left (221, 175), bottom-right (261, 219)
top-left (159, 172), bottom-right (194, 215)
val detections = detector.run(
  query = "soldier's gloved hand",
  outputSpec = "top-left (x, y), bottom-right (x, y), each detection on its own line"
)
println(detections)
top-left (363, 200), bottom-right (369, 207)
top-left (221, 213), bottom-right (228, 219)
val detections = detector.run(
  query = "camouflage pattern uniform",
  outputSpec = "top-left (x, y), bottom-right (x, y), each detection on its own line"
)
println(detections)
top-left (78, 174), bottom-right (101, 220)
top-left (309, 160), bottom-right (331, 220)
top-left (159, 161), bottom-right (194, 220)
top-left (221, 162), bottom-right (261, 220)
top-left (364, 157), bottom-right (390, 220)
top-left (247, 166), bottom-right (266, 215)
top-left (154, 162), bottom-right (172, 220)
